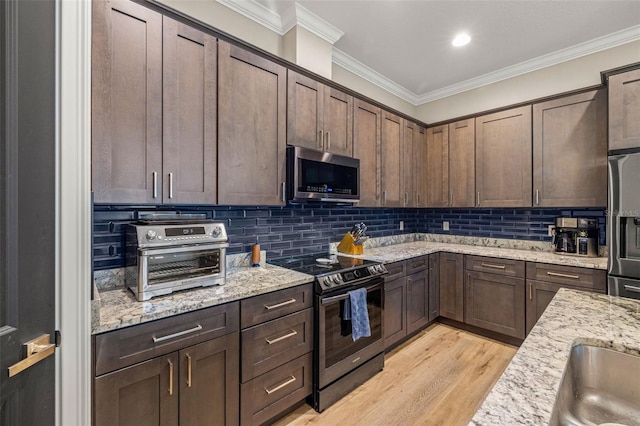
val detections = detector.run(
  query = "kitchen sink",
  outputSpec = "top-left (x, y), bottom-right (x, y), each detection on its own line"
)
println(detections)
top-left (549, 344), bottom-right (640, 426)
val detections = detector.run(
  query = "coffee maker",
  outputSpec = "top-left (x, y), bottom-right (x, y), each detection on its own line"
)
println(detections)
top-left (552, 217), bottom-right (599, 257)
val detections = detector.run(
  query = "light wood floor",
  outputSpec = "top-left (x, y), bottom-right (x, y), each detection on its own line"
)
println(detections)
top-left (274, 323), bottom-right (517, 426)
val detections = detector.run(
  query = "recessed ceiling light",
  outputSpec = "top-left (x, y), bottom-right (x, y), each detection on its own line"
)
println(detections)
top-left (452, 33), bottom-right (471, 47)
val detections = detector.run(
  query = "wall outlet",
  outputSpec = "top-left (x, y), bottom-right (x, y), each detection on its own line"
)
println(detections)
top-left (443, 221), bottom-right (449, 231)
top-left (399, 221), bottom-right (404, 231)
top-left (548, 225), bottom-right (555, 236)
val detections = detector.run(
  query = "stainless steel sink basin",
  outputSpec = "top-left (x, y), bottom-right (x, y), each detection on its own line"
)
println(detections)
top-left (550, 344), bottom-right (640, 426)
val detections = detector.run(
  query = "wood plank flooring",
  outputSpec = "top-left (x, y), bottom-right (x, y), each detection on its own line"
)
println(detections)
top-left (274, 323), bottom-right (517, 426)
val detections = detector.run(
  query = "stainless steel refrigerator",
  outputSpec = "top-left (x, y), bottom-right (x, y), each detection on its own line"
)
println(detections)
top-left (608, 151), bottom-right (640, 299)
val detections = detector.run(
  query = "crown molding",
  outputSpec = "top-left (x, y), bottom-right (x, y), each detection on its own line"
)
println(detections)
top-left (215, 0), bottom-right (283, 34)
top-left (416, 24), bottom-right (640, 104)
top-left (292, 3), bottom-right (344, 44)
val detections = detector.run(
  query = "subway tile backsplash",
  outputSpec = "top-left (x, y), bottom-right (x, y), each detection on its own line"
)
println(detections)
top-left (93, 204), bottom-right (606, 270)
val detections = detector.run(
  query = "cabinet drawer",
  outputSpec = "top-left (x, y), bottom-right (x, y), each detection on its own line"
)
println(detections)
top-left (384, 261), bottom-right (406, 282)
top-left (525, 262), bottom-right (606, 291)
top-left (240, 353), bottom-right (312, 426)
top-left (95, 301), bottom-right (239, 376)
top-left (240, 283), bottom-right (312, 328)
top-left (465, 255), bottom-right (525, 278)
top-left (406, 255), bottom-right (428, 275)
top-left (241, 308), bottom-right (313, 382)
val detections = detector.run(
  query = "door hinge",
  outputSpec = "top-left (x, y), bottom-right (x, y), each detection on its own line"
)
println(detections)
top-left (55, 330), bottom-right (61, 347)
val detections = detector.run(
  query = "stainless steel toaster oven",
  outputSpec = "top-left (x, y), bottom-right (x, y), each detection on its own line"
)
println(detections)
top-left (125, 220), bottom-right (228, 301)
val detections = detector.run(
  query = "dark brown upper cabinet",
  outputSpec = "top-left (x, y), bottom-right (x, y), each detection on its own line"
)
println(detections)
top-left (414, 126), bottom-right (428, 207)
top-left (92, 3), bottom-right (217, 205)
top-left (218, 41), bottom-right (287, 206)
top-left (353, 99), bottom-right (382, 207)
top-left (448, 118), bottom-right (476, 207)
top-left (402, 120), bottom-right (417, 207)
top-left (380, 111), bottom-right (404, 207)
top-left (475, 106), bottom-right (532, 207)
top-left (609, 68), bottom-right (640, 151)
top-left (533, 89), bottom-right (607, 207)
top-left (287, 70), bottom-right (353, 156)
top-left (426, 124), bottom-right (449, 207)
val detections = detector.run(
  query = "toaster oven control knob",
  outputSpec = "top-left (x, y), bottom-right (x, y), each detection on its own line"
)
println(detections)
top-left (212, 226), bottom-right (222, 237)
top-left (145, 230), bottom-right (157, 241)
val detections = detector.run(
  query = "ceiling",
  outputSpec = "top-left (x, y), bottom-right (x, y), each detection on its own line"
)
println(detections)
top-left (222, 0), bottom-right (640, 104)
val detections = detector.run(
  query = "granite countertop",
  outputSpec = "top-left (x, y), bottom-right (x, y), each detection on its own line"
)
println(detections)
top-left (341, 239), bottom-right (608, 270)
top-left (92, 264), bottom-right (314, 335)
top-left (471, 288), bottom-right (640, 425)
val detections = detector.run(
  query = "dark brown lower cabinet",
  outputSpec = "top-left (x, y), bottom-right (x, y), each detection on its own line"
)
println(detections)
top-left (94, 333), bottom-right (239, 426)
top-left (383, 275), bottom-right (406, 349)
top-left (525, 280), bottom-right (567, 335)
top-left (439, 253), bottom-right (464, 322)
top-left (428, 253), bottom-right (440, 321)
top-left (465, 271), bottom-right (525, 339)
top-left (406, 270), bottom-right (429, 335)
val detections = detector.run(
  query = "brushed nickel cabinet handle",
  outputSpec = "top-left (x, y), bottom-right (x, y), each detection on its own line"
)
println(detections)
top-left (282, 182), bottom-right (286, 203)
top-left (264, 298), bottom-right (296, 310)
top-left (547, 271), bottom-right (580, 280)
top-left (535, 189), bottom-right (540, 205)
top-left (153, 324), bottom-right (203, 343)
top-left (266, 329), bottom-right (298, 345)
top-left (529, 282), bottom-right (532, 300)
top-left (383, 190), bottom-right (387, 205)
top-left (186, 353), bottom-right (192, 387)
top-left (326, 131), bottom-right (330, 150)
top-left (168, 173), bottom-right (174, 198)
top-left (481, 262), bottom-right (506, 270)
top-left (477, 191), bottom-right (480, 206)
top-left (265, 375), bottom-right (296, 395)
top-left (168, 359), bottom-right (174, 395)
top-left (152, 172), bottom-right (158, 199)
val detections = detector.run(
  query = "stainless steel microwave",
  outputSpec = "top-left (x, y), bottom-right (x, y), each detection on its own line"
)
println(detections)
top-left (286, 146), bottom-right (359, 203)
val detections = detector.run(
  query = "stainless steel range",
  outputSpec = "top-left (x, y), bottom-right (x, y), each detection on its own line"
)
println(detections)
top-left (125, 219), bottom-right (228, 301)
top-left (269, 254), bottom-right (387, 412)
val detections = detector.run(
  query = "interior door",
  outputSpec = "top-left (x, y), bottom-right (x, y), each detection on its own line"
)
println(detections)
top-left (0, 1), bottom-right (57, 424)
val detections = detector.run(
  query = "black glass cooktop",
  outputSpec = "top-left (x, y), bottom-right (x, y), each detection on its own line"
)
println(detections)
top-left (268, 253), bottom-right (377, 277)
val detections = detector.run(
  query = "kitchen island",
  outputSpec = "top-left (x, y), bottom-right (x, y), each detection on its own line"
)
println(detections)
top-left (471, 288), bottom-right (640, 425)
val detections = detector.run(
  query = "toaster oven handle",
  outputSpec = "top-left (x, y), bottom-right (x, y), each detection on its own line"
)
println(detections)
top-left (139, 243), bottom-right (229, 255)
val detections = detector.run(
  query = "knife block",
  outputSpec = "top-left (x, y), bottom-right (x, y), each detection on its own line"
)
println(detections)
top-left (337, 233), bottom-right (363, 255)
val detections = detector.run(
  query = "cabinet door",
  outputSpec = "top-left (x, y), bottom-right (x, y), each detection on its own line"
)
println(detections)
top-left (94, 354), bottom-right (179, 426)
top-left (218, 41), bottom-right (286, 205)
top-left (415, 126), bottom-right (428, 207)
top-left (476, 106), bottom-right (532, 207)
top-left (92, 0), bottom-right (162, 203)
top-left (380, 111), bottom-right (404, 207)
top-left (533, 89), bottom-right (607, 207)
top-left (353, 99), bottom-right (381, 207)
top-left (609, 68), bottom-right (640, 151)
top-left (428, 253), bottom-right (440, 322)
top-left (406, 270), bottom-right (429, 335)
top-left (180, 334), bottom-right (240, 426)
top-left (465, 271), bottom-right (525, 339)
top-left (449, 118), bottom-right (475, 207)
top-left (525, 280), bottom-right (563, 336)
top-left (426, 124), bottom-right (449, 207)
top-left (439, 253), bottom-right (464, 322)
top-left (323, 87), bottom-right (353, 156)
top-left (402, 120), bottom-right (417, 207)
top-left (162, 18), bottom-right (217, 204)
top-left (287, 70), bottom-right (323, 151)
top-left (383, 275), bottom-right (406, 349)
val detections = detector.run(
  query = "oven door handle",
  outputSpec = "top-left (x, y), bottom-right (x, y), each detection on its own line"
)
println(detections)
top-left (139, 243), bottom-right (229, 256)
top-left (321, 283), bottom-right (382, 305)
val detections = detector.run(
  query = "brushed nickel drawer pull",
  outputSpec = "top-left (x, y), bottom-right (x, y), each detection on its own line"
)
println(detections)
top-left (168, 359), bottom-right (174, 395)
top-left (186, 353), bottom-right (192, 387)
top-left (623, 284), bottom-right (640, 293)
top-left (264, 298), bottom-right (296, 310)
top-left (481, 263), bottom-right (506, 270)
top-left (266, 329), bottom-right (298, 345)
top-left (265, 375), bottom-right (296, 395)
top-left (352, 356), bottom-right (361, 363)
top-left (153, 324), bottom-right (203, 343)
top-left (547, 271), bottom-right (580, 280)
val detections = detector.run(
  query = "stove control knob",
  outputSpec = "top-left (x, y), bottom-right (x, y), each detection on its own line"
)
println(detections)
top-left (324, 276), bottom-right (334, 285)
top-left (376, 264), bottom-right (386, 273)
top-left (334, 274), bottom-right (343, 282)
top-left (145, 230), bottom-right (157, 241)
top-left (353, 269), bottom-right (361, 278)
top-left (211, 226), bottom-right (222, 237)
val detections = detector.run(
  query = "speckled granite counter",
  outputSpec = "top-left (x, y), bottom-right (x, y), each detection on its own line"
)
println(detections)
top-left (471, 288), bottom-right (640, 425)
top-left (92, 264), bottom-right (314, 335)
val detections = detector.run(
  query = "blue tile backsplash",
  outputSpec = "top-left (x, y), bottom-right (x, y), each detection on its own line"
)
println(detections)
top-left (93, 204), bottom-right (606, 270)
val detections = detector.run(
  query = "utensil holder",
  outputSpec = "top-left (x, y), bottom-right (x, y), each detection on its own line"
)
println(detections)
top-left (337, 233), bottom-right (363, 255)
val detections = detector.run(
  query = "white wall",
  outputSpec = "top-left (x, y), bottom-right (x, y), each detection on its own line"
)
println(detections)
top-left (416, 41), bottom-right (640, 124)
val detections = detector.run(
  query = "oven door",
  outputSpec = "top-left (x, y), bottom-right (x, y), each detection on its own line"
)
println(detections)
top-left (139, 243), bottom-right (226, 289)
top-left (317, 279), bottom-right (384, 388)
